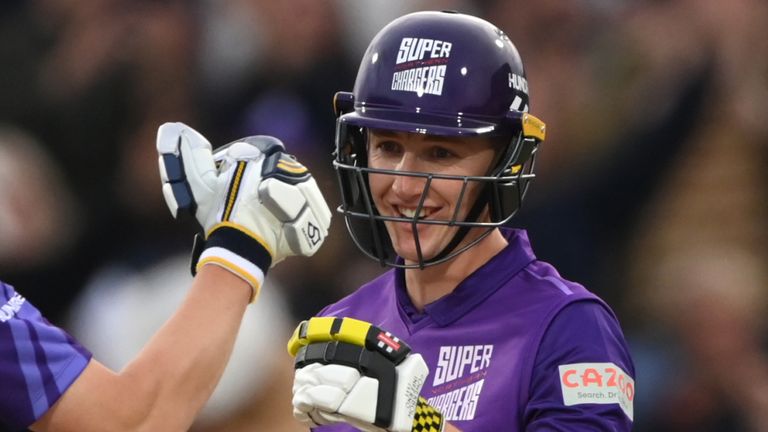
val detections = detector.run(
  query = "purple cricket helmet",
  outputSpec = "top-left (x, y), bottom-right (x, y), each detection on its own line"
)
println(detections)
top-left (333, 10), bottom-right (546, 268)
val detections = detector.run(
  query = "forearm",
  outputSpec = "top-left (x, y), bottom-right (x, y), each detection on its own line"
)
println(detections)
top-left (33, 265), bottom-right (252, 432)
top-left (120, 264), bottom-right (251, 428)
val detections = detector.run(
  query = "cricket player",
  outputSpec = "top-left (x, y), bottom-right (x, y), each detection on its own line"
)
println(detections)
top-left (0, 123), bottom-right (331, 431)
top-left (289, 11), bottom-right (635, 432)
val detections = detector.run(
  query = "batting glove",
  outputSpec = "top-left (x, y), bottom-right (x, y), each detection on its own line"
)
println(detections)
top-left (156, 122), bottom-right (331, 301)
top-left (288, 317), bottom-right (445, 432)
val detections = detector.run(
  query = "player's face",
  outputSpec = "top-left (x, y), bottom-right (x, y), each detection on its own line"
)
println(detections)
top-left (367, 130), bottom-right (498, 264)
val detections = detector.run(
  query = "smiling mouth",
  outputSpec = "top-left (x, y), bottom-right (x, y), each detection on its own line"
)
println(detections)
top-left (396, 206), bottom-right (435, 220)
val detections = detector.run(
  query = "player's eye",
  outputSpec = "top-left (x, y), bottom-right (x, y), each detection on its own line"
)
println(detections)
top-left (429, 146), bottom-right (456, 160)
top-left (374, 140), bottom-right (402, 155)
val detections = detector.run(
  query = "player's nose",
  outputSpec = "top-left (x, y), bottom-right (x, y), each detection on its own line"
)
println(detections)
top-left (392, 154), bottom-right (428, 199)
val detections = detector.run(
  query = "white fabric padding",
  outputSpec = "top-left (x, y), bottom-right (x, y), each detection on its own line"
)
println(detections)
top-left (291, 354), bottom-right (429, 432)
top-left (339, 376), bottom-right (380, 424)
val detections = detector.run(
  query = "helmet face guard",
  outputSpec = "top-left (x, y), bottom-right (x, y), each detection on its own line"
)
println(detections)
top-left (332, 11), bottom-right (546, 269)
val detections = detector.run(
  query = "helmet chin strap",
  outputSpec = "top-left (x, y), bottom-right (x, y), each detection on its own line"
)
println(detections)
top-left (419, 187), bottom-right (491, 267)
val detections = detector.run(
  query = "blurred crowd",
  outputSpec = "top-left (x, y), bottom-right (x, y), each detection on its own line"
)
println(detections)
top-left (0, 0), bottom-right (766, 431)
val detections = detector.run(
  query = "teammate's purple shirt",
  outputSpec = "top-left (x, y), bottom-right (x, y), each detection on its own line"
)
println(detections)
top-left (314, 229), bottom-right (635, 431)
top-left (0, 281), bottom-right (91, 430)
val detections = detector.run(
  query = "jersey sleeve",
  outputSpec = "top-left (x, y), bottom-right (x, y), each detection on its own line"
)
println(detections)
top-left (524, 300), bottom-right (635, 431)
top-left (0, 282), bottom-right (92, 430)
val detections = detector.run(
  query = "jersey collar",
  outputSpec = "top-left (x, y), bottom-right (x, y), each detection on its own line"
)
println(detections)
top-left (394, 228), bottom-right (537, 327)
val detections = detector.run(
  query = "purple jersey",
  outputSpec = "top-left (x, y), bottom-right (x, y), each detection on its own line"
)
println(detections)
top-left (0, 281), bottom-right (92, 430)
top-left (315, 229), bottom-right (634, 431)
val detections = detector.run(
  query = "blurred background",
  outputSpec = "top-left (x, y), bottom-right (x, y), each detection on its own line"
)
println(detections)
top-left (0, 0), bottom-right (766, 430)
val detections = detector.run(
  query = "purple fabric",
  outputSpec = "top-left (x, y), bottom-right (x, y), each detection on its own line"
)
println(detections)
top-left (312, 229), bottom-right (634, 431)
top-left (1, 281), bottom-right (92, 430)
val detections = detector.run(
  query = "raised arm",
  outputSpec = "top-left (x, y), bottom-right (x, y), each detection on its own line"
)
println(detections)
top-left (30, 123), bottom-right (331, 431)
top-left (31, 265), bottom-right (249, 431)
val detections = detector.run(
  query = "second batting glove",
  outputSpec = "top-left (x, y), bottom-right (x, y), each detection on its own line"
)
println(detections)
top-left (288, 317), bottom-right (445, 432)
top-left (157, 122), bottom-right (331, 300)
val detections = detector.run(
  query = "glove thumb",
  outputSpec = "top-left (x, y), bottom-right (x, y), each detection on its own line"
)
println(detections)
top-left (157, 122), bottom-right (219, 219)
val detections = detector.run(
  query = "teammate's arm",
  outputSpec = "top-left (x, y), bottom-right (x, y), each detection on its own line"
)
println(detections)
top-left (29, 122), bottom-right (330, 431)
top-left (31, 265), bottom-right (250, 432)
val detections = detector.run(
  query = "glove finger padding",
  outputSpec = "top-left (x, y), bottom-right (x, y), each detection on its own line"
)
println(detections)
top-left (293, 363), bottom-right (362, 405)
top-left (287, 316), bottom-right (412, 365)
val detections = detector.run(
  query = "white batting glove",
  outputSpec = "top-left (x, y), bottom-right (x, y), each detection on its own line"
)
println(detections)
top-left (292, 353), bottom-right (434, 432)
top-left (156, 122), bottom-right (331, 300)
top-left (292, 341), bottom-right (445, 432)
top-left (292, 362), bottom-right (387, 432)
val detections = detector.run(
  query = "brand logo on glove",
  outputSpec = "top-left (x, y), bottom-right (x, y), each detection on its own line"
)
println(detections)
top-left (305, 221), bottom-right (322, 246)
top-left (376, 331), bottom-right (401, 353)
